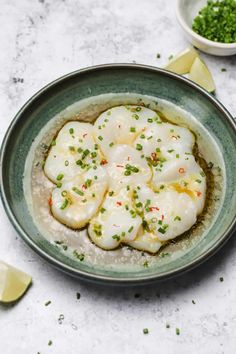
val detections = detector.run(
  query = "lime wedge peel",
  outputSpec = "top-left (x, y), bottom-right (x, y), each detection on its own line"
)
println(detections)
top-left (189, 57), bottom-right (216, 93)
top-left (163, 47), bottom-right (215, 93)
top-left (0, 261), bottom-right (32, 303)
top-left (164, 47), bottom-right (198, 75)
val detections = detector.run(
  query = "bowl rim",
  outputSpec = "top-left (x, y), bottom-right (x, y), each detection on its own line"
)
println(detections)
top-left (1, 63), bottom-right (236, 285)
top-left (176, 0), bottom-right (236, 49)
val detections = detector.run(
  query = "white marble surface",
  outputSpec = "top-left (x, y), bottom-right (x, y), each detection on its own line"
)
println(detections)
top-left (0, 1), bottom-right (236, 353)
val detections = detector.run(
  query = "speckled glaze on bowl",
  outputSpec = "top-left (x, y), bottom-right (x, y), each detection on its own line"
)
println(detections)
top-left (0, 64), bottom-right (236, 285)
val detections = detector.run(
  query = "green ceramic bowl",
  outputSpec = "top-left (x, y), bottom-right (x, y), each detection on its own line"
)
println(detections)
top-left (1, 64), bottom-right (236, 285)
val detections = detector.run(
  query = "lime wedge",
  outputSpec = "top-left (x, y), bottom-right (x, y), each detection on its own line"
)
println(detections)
top-left (0, 261), bottom-right (32, 303)
top-left (189, 57), bottom-right (215, 93)
top-left (164, 48), bottom-right (198, 74)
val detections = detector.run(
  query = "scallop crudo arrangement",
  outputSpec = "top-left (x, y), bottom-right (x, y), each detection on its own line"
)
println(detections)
top-left (44, 105), bottom-right (206, 253)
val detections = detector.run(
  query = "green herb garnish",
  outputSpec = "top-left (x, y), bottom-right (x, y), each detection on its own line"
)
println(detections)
top-left (192, 0), bottom-right (236, 43)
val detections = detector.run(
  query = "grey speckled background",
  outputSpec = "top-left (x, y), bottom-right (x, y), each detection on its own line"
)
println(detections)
top-left (0, 1), bottom-right (236, 353)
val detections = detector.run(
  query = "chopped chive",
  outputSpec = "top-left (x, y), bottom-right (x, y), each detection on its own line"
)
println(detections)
top-left (128, 226), bottom-right (134, 233)
top-left (158, 227), bottom-right (166, 234)
top-left (109, 191), bottom-right (114, 196)
top-left (72, 187), bottom-right (84, 196)
top-left (176, 328), bottom-right (180, 335)
top-left (85, 179), bottom-right (92, 188)
top-left (109, 142), bottom-right (114, 147)
top-left (51, 139), bottom-right (56, 146)
top-left (60, 199), bottom-right (69, 210)
top-left (69, 128), bottom-right (74, 134)
top-left (56, 173), bottom-right (64, 181)
top-left (143, 328), bottom-right (149, 334)
top-left (130, 127), bottom-right (136, 133)
top-left (143, 261), bottom-right (149, 268)
top-left (57, 182), bottom-right (62, 188)
top-left (100, 207), bottom-right (106, 214)
top-left (91, 152), bottom-right (97, 158)
top-left (174, 216), bottom-right (181, 221)
top-left (136, 143), bottom-right (143, 151)
top-left (136, 107), bottom-right (142, 112)
top-left (69, 146), bottom-right (75, 151)
top-left (112, 235), bottom-right (120, 241)
top-left (93, 224), bottom-right (102, 236)
top-left (45, 300), bottom-right (51, 306)
top-left (147, 118), bottom-right (153, 123)
top-left (132, 113), bottom-right (139, 120)
top-left (61, 190), bottom-right (67, 197)
top-left (73, 250), bottom-right (85, 261)
top-left (98, 135), bottom-right (103, 141)
top-left (124, 170), bottom-right (131, 176)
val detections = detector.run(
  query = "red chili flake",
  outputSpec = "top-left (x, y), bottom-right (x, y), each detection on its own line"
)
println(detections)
top-left (48, 197), bottom-right (53, 207)
top-left (118, 125), bottom-right (121, 128)
top-left (196, 191), bottom-right (202, 197)
top-left (179, 168), bottom-right (185, 174)
top-left (149, 206), bottom-right (159, 212)
top-left (100, 159), bottom-right (108, 165)
top-left (127, 156), bottom-right (130, 161)
top-left (116, 164), bottom-right (124, 168)
top-left (82, 184), bottom-right (87, 190)
top-left (161, 214), bottom-right (164, 221)
top-left (83, 133), bottom-right (88, 138)
top-left (151, 152), bottom-right (157, 160)
top-left (116, 201), bottom-right (122, 206)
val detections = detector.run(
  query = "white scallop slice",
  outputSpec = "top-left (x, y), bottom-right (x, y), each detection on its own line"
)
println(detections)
top-left (133, 185), bottom-right (197, 242)
top-left (127, 229), bottom-right (163, 253)
top-left (169, 172), bottom-right (207, 215)
top-left (152, 154), bottom-right (199, 185)
top-left (50, 167), bottom-right (108, 229)
top-left (88, 188), bottom-right (142, 250)
top-left (133, 122), bottom-right (194, 159)
top-left (44, 122), bottom-right (101, 183)
top-left (104, 144), bottom-right (152, 191)
top-left (93, 105), bottom-right (161, 155)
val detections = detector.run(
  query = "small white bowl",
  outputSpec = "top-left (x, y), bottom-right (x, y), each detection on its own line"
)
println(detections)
top-left (176, 0), bottom-right (236, 56)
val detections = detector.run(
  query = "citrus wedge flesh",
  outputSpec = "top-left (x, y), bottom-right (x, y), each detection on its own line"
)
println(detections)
top-left (0, 261), bottom-right (32, 303)
top-left (189, 57), bottom-right (215, 93)
top-left (164, 48), bottom-right (198, 74)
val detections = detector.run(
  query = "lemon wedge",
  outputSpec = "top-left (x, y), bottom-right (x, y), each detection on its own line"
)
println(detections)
top-left (164, 48), bottom-right (198, 74)
top-left (0, 261), bottom-right (32, 303)
top-left (189, 57), bottom-right (216, 93)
